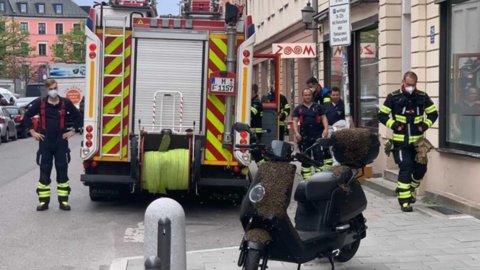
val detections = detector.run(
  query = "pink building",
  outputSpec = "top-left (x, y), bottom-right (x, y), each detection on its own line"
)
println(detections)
top-left (1, 0), bottom-right (88, 71)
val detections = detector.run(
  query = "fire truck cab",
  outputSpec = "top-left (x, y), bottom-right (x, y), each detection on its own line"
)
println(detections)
top-left (80, 0), bottom-right (256, 201)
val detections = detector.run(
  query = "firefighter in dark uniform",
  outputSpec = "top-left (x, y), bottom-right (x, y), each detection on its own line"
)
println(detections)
top-left (24, 79), bottom-right (82, 211)
top-left (293, 88), bottom-right (329, 179)
top-left (307, 77), bottom-right (331, 105)
top-left (322, 87), bottom-right (346, 170)
top-left (261, 83), bottom-right (291, 141)
top-left (378, 71), bottom-right (438, 212)
top-left (251, 84), bottom-right (265, 165)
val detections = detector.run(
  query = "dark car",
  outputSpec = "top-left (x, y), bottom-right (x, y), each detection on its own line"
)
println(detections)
top-left (6, 106), bottom-right (29, 138)
top-left (26, 84), bottom-right (46, 98)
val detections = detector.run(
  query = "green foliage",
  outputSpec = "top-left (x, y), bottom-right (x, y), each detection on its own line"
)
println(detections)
top-left (51, 20), bottom-right (86, 64)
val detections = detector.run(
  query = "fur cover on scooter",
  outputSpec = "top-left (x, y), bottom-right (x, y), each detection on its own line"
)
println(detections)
top-left (331, 128), bottom-right (380, 169)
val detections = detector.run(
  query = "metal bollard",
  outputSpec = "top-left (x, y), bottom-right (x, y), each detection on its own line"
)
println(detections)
top-left (144, 198), bottom-right (186, 270)
top-left (144, 256), bottom-right (162, 270)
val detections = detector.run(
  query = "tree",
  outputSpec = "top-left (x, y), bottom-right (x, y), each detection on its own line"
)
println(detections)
top-left (0, 14), bottom-right (36, 85)
top-left (51, 20), bottom-right (86, 64)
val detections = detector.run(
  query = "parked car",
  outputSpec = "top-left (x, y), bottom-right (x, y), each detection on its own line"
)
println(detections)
top-left (6, 106), bottom-right (29, 138)
top-left (0, 88), bottom-right (17, 105)
top-left (26, 83), bottom-right (46, 98)
top-left (16, 97), bottom-right (38, 108)
top-left (0, 106), bottom-right (18, 142)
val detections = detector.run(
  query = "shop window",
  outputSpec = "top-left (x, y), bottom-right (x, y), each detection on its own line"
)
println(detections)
top-left (440, 0), bottom-right (480, 153)
top-left (358, 28), bottom-right (379, 130)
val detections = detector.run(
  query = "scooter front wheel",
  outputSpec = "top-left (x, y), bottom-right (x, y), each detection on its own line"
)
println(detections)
top-left (243, 249), bottom-right (262, 270)
top-left (334, 238), bottom-right (361, 263)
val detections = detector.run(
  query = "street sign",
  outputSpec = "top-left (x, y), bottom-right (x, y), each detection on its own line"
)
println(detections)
top-left (329, 0), bottom-right (351, 47)
top-left (272, 43), bottom-right (317, 59)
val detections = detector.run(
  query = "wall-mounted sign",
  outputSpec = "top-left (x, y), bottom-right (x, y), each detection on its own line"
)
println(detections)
top-left (49, 64), bottom-right (86, 78)
top-left (329, 0), bottom-right (351, 47)
top-left (272, 43), bottom-right (317, 59)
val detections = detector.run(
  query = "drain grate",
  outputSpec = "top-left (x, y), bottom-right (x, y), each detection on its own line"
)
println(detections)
top-left (425, 205), bottom-right (461, 215)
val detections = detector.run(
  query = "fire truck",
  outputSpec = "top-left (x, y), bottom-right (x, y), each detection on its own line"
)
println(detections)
top-left (80, 0), bottom-right (262, 201)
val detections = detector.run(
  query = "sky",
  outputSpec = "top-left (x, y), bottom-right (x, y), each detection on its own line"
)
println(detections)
top-left (72, 0), bottom-right (180, 15)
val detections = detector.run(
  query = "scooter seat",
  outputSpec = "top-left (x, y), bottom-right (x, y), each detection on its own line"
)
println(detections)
top-left (294, 170), bottom-right (353, 202)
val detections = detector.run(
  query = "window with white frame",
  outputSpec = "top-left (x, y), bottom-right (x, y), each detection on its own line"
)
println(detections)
top-left (55, 4), bottom-right (62, 14)
top-left (19, 3), bottom-right (26, 13)
top-left (38, 23), bottom-right (46, 35)
top-left (20, 22), bottom-right (28, 33)
top-left (38, 43), bottom-right (47, 56)
top-left (38, 4), bottom-right (45, 14)
top-left (55, 23), bottom-right (63, 35)
top-left (0, 2), bottom-right (5, 12)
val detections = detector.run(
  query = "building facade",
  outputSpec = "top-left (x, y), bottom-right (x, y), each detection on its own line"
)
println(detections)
top-left (0, 0), bottom-right (88, 88)
top-left (248, 0), bottom-right (480, 216)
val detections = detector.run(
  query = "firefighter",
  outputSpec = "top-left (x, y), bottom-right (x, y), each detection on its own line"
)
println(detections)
top-left (293, 88), bottom-right (329, 179)
top-left (307, 77), bottom-right (331, 105)
top-left (378, 71), bottom-right (438, 212)
top-left (24, 79), bottom-right (82, 211)
top-left (251, 84), bottom-right (264, 165)
top-left (261, 81), bottom-right (291, 140)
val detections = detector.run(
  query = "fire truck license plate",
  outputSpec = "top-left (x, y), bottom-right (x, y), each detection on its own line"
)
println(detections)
top-left (211, 77), bottom-right (235, 93)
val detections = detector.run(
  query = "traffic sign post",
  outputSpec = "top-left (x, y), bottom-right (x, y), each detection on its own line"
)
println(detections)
top-left (329, 0), bottom-right (351, 47)
top-left (329, 0), bottom-right (352, 127)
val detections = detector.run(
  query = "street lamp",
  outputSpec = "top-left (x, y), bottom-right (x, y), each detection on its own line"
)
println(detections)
top-left (301, 1), bottom-right (321, 31)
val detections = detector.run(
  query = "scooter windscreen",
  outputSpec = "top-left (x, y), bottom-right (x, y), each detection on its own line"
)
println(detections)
top-left (331, 128), bottom-right (380, 168)
top-left (265, 140), bottom-right (293, 161)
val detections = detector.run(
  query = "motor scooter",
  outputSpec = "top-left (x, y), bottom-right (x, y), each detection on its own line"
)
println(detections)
top-left (234, 122), bottom-right (380, 270)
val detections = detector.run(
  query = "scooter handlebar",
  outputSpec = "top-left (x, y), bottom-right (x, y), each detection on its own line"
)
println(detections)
top-left (294, 153), bottom-right (323, 167)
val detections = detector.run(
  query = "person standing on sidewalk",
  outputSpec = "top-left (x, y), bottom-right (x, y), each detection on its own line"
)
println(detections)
top-left (250, 84), bottom-right (265, 166)
top-left (293, 88), bottom-right (329, 179)
top-left (24, 79), bottom-right (82, 211)
top-left (378, 71), bottom-right (438, 212)
top-left (307, 77), bottom-right (331, 105)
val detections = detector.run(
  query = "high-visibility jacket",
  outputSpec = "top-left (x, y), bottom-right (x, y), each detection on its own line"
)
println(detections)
top-left (250, 95), bottom-right (263, 133)
top-left (378, 89), bottom-right (438, 147)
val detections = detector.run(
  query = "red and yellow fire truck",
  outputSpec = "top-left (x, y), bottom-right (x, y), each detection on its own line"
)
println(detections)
top-left (80, 0), bottom-right (261, 201)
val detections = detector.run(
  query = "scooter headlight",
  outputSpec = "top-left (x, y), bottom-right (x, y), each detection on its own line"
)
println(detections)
top-left (249, 184), bottom-right (265, 204)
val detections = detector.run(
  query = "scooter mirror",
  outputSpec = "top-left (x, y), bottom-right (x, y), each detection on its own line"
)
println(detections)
top-left (233, 122), bottom-right (251, 132)
top-left (316, 138), bottom-right (334, 147)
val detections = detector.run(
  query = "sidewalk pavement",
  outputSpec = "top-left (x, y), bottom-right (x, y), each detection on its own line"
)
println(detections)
top-left (110, 187), bottom-right (480, 270)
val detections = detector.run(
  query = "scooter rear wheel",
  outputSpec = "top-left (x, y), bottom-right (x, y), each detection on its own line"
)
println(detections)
top-left (334, 238), bottom-right (361, 263)
top-left (243, 249), bottom-right (262, 270)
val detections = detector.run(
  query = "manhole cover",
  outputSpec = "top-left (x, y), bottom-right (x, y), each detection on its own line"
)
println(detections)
top-left (425, 205), bottom-right (461, 215)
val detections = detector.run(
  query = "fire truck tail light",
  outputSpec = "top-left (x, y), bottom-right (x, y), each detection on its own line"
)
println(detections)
top-left (240, 131), bottom-right (248, 138)
top-left (86, 125), bottom-right (93, 133)
top-left (89, 52), bottom-right (96, 59)
top-left (86, 141), bottom-right (93, 148)
top-left (243, 50), bottom-right (250, 57)
top-left (86, 133), bottom-right (93, 140)
top-left (89, 44), bottom-right (97, 51)
top-left (243, 58), bottom-right (250, 65)
top-left (240, 139), bottom-right (247, 145)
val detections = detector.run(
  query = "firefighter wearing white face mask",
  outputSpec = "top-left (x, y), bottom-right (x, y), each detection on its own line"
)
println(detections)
top-left (378, 71), bottom-right (438, 212)
top-left (23, 79), bottom-right (82, 211)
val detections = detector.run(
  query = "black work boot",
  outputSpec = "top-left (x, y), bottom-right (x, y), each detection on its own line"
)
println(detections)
top-left (37, 202), bottom-right (49, 211)
top-left (401, 202), bottom-right (413, 212)
top-left (59, 201), bottom-right (71, 211)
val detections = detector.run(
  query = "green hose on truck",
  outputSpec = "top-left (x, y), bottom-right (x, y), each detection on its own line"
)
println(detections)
top-left (142, 149), bottom-right (190, 194)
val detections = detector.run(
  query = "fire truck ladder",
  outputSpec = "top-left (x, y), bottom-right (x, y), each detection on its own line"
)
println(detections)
top-left (100, 16), bottom-right (127, 159)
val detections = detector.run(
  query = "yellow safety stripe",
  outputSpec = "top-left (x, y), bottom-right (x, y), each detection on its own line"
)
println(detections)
top-left (380, 105), bottom-right (391, 114)
top-left (392, 134), bottom-right (405, 141)
top-left (281, 110), bottom-right (289, 117)
top-left (398, 182), bottom-right (411, 189)
top-left (398, 191), bottom-right (412, 199)
top-left (409, 134), bottom-right (424, 143)
top-left (251, 128), bottom-right (263, 133)
top-left (39, 194), bottom-right (50, 198)
top-left (251, 107), bottom-right (258, 115)
top-left (38, 183), bottom-right (50, 189)
top-left (425, 119), bottom-right (433, 128)
top-left (260, 112), bottom-right (264, 117)
top-left (301, 167), bottom-right (311, 171)
top-left (38, 191), bottom-right (50, 195)
top-left (285, 104), bottom-right (291, 109)
top-left (58, 190), bottom-right (69, 195)
top-left (57, 183), bottom-right (70, 188)
top-left (324, 97), bottom-right (331, 103)
top-left (279, 122), bottom-right (286, 126)
top-left (414, 116), bottom-right (424, 124)
top-left (257, 159), bottom-right (265, 166)
top-left (425, 104), bottom-right (437, 114)
top-left (386, 119), bottom-right (395, 128)
top-left (395, 115), bottom-right (407, 123)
